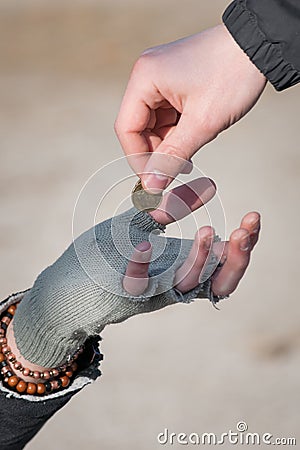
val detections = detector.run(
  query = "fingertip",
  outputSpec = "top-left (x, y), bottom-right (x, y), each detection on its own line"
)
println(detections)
top-left (230, 228), bottom-right (250, 251)
top-left (141, 150), bottom-right (188, 191)
top-left (179, 159), bottom-right (193, 174)
top-left (193, 228), bottom-right (211, 253)
top-left (230, 228), bottom-right (249, 241)
top-left (241, 211), bottom-right (261, 228)
top-left (142, 172), bottom-right (170, 193)
top-left (251, 211), bottom-right (261, 221)
top-left (208, 177), bottom-right (217, 192)
top-left (181, 177), bottom-right (217, 206)
top-left (196, 226), bottom-right (215, 245)
top-left (136, 241), bottom-right (151, 252)
top-left (131, 241), bottom-right (152, 263)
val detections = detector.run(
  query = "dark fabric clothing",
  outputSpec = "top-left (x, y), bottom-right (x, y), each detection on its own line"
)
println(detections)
top-left (0, 388), bottom-right (75, 450)
top-left (223, 0), bottom-right (300, 91)
top-left (0, 292), bottom-right (102, 450)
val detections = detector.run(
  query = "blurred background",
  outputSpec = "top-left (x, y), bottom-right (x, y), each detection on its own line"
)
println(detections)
top-left (0, 0), bottom-right (299, 448)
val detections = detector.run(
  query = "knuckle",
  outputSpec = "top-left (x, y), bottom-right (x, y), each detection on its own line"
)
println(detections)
top-left (114, 116), bottom-right (125, 138)
top-left (114, 117), bottom-right (121, 135)
top-left (162, 144), bottom-right (189, 165)
top-left (198, 115), bottom-right (219, 140)
top-left (133, 51), bottom-right (155, 74)
top-left (141, 44), bottom-right (157, 56)
top-left (114, 114), bottom-right (130, 139)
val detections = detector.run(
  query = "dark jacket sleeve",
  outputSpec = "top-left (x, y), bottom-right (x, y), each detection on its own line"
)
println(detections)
top-left (0, 338), bottom-right (102, 450)
top-left (0, 337), bottom-right (102, 450)
top-left (0, 388), bottom-right (75, 450)
top-left (223, 0), bottom-right (300, 91)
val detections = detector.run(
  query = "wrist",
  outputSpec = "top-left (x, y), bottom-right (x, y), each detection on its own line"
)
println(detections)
top-left (6, 317), bottom-right (50, 382)
top-left (0, 302), bottom-right (81, 395)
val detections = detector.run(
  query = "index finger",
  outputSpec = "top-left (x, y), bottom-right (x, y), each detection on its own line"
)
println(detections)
top-left (115, 76), bottom-right (166, 173)
top-left (149, 177), bottom-right (216, 225)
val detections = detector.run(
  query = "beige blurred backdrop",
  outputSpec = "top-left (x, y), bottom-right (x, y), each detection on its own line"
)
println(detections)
top-left (0, 1), bottom-right (299, 449)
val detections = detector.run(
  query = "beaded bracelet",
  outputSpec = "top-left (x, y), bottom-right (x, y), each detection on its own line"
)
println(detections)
top-left (0, 302), bottom-right (83, 395)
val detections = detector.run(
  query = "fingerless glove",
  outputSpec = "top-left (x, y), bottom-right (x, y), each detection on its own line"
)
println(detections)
top-left (13, 208), bottom-right (219, 367)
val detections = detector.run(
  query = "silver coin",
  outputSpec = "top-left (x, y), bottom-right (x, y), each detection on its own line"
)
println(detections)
top-left (131, 179), bottom-right (163, 212)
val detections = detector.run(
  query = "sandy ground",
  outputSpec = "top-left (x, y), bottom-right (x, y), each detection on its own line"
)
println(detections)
top-left (0, 1), bottom-right (299, 449)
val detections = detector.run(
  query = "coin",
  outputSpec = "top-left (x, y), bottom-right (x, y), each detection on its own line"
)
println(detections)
top-left (131, 179), bottom-right (163, 212)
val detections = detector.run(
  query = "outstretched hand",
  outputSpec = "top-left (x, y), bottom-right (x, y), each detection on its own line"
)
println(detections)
top-left (11, 177), bottom-right (260, 368)
top-left (115, 24), bottom-right (266, 191)
top-left (123, 177), bottom-right (260, 298)
top-left (6, 177), bottom-right (260, 379)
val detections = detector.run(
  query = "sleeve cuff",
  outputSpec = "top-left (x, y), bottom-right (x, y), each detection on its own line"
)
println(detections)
top-left (223, 0), bottom-right (300, 91)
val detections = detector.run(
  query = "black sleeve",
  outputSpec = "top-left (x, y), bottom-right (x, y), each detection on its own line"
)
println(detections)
top-left (0, 339), bottom-right (102, 450)
top-left (0, 388), bottom-right (76, 450)
top-left (223, 0), bottom-right (300, 91)
top-left (0, 292), bottom-right (102, 450)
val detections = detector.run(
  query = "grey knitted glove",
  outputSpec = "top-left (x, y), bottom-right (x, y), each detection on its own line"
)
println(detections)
top-left (13, 208), bottom-right (219, 367)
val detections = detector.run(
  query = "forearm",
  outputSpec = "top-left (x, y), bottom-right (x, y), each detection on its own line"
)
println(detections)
top-left (223, 0), bottom-right (300, 91)
top-left (0, 291), bottom-right (102, 450)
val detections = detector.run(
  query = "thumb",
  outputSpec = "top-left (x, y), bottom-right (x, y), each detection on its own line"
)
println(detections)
top-left (142, 112), bottom-right (217, 192)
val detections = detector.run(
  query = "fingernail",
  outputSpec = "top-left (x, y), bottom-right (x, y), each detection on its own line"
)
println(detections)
top-left (208, 178), bottom-right (217, 191)
top-left (204, 237), bottom-right (213, 251)
top-left (133, 241), bottom-right (152, 263)
top-left (179, 159), bottom-right (193, 174)
top-left (136, 241), bottom-right (151, 252)
top-left (240, 235), bottom-right (250, 251)
top-left (143, 170), bottom-right (169, 193)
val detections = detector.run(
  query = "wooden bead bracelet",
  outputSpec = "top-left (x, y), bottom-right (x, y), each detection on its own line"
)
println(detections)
top-left (0, 302), bottom-right (82, 395)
